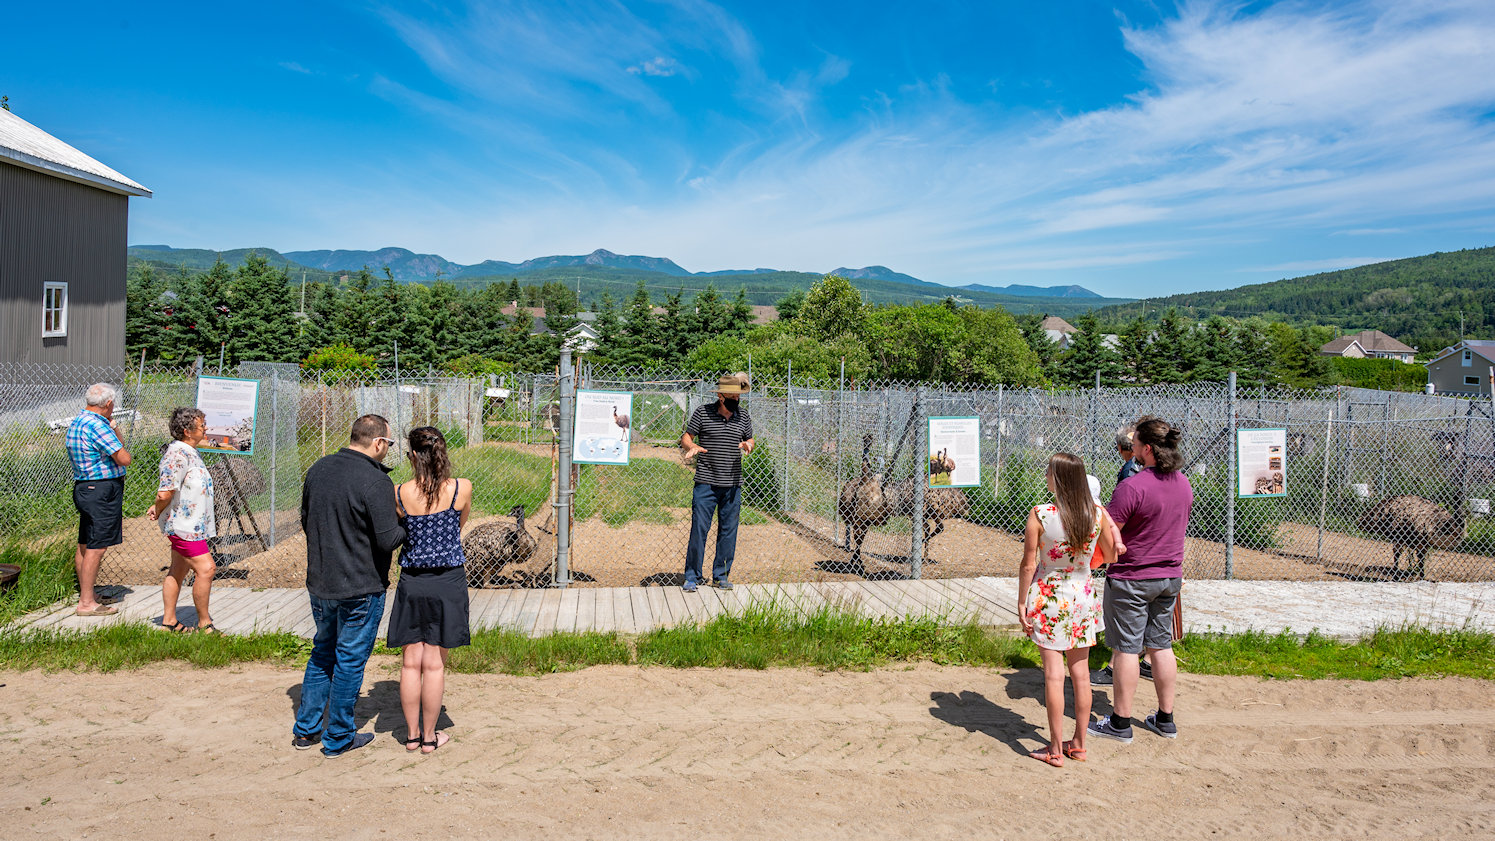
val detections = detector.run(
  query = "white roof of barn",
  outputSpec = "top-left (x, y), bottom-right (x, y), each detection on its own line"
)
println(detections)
top-left (0, 108), bottom-right (151, 197)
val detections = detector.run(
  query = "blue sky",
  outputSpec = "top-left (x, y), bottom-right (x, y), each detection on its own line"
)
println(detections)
top-left (6, 0), bottom-right (1495, 297)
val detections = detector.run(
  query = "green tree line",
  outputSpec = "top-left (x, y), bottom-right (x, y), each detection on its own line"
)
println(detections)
top-left (125, 258), bottom-right (1424, 391)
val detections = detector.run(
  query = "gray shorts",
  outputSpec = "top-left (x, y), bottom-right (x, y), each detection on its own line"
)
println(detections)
top-left (1103, 576), bottom-right (1182, 654)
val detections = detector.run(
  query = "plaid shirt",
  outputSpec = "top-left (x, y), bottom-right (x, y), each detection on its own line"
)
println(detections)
top-left (66, 410), bottom-right (126, 481)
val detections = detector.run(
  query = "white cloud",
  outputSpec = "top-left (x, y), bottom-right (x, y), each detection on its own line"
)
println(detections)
top-left (278, 61), bottom-right (313, 74)
top-left (628, 57), bottom-right (681, 77)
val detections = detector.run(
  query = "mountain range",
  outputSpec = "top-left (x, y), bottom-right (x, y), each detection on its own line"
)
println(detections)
top-left (132, 244), bottom-right (1099, 299)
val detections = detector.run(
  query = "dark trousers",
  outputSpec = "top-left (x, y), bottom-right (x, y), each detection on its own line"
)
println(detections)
top-left (684, 483), bottom-right (741, 585)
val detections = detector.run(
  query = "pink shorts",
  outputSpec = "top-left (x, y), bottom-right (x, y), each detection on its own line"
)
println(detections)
top-left (168, 534), bottom-right (211, 558)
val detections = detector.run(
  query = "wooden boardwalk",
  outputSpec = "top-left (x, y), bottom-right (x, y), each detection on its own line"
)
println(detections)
top-left (13, 578), bottom-right (1021, 638)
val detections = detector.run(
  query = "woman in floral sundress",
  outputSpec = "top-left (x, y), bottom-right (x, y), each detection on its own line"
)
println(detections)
top-left (1019, 452), bottom-right (1119, 767)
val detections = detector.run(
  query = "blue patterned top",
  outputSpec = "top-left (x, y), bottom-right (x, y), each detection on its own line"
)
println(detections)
top-left (396, 480), bottom-right (467, 569)
top-left (66, 411), bottom-right (126, 481)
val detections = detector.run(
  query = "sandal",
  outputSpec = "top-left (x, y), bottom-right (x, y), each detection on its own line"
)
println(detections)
top-left (162, 620), bottom-right (192, 633)
top-left (196, 623), bottom-right (221, 635)
top-left (75, 604), bottom-right (117, 616)
top-left (1062, 740), bottom-right (1087, 762)
top-left (421, 732), bottom-right (450, 754)
top-left (405, 731), bottom-right (423, 752)
top-left (1029, 749), bottom-right (1064, 768)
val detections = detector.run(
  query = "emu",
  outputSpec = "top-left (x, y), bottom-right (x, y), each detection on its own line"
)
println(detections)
top-left (1357, 495), bottom-right (1466, 580)
top-left (462, 505), bottom-right (538, 587)
top-left (838, 434), bottom-right (890, 568)
top-left (883, 479), bottom-right (969, 560)
top-left (613, 405), bottom-right (630, 441)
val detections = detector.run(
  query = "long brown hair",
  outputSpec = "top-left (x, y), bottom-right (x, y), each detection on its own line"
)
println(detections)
top-left (406, 426), bottom-right (451, 508)
top-left (1048, 452), bottom-right (1096, 556)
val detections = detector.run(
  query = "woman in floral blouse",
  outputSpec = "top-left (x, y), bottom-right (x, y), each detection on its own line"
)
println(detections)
top-left (1018, 452), bottom-right (1120, 766)
top-left (147, 407), bottom-right (219, 633)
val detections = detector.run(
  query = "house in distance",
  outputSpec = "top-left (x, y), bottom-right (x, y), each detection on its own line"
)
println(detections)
top-left (0, 108), bottom-right (151, 366)
top-left (1425, 340), bottom-right (1495, 397)
top-left (1318, 329), bottom-right (1417, 364)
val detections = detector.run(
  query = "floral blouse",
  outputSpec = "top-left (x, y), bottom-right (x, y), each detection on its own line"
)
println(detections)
top-left (157, 440), bottom-right (217, 540)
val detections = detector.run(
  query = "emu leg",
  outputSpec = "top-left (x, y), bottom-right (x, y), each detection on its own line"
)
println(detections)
top-left (1414, 545), bottom-right (1427, 581)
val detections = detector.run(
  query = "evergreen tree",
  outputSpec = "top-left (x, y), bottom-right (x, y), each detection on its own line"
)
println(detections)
top-left (504, 278), bottom-right (522, 304)
top-left (590, 291), bottom-right (624, 363)
top-left (1146, 308), bottom-right (1194, 383)
top-left (658, 291), bottom-right (690, 365)
top-left (689, 284), bottom-right (729, 340)
top-left (1116, 316), bottom-right (1151, 384)
top-left (226, 254), bottom-right (299, 364)
top-left (296, 281), bottom-right (337, 360)
top-left (1236, 318), bottom-right (1276, 385)
top-left (617, 280), bottom-right (663, 366)
top-left (728, 288), bottom-right (755, 335)
top-left (393, 284), bottom-right (439, 371)
top-left (1057, 312), bottom-right (1124, 387)
top-left (125, 263), bottom-right (171, 361)
top-left (1191, 315), bottom-right (1238, 382)
top-left (774, 289), bottom-right (806, 322)
top-left (329, 268), bottom-right (378, 351)
top-left (1015, 313), bottom-right (1059, 372)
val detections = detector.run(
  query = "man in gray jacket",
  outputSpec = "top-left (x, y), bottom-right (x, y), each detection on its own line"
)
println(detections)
top-left (292, 414), bottom-right (406, 757)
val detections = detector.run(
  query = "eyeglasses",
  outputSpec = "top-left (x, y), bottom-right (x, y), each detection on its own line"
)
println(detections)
top-left (374, 436), bottom-right (398, 447)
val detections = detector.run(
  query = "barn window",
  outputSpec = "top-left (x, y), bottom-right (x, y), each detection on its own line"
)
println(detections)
top-left (1464, 350), bottom-right (1473, 367)
top-left (1467, 376), bottom-right (1480, 386)
top-left (42, 282), bottom-right (68, 338)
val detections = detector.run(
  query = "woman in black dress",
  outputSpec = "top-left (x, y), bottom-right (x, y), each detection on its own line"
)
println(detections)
top-left (389, 427), bottom-right (473, 753)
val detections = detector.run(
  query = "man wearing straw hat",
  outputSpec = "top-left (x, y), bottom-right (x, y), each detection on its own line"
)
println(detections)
top-left (680, 373), bottom-right (755, 592)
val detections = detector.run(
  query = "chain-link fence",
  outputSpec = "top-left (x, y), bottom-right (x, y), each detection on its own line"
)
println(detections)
top-left (3, 360), bottom-right (1492, 589)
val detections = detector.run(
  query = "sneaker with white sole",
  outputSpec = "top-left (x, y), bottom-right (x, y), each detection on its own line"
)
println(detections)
top-left (1087, 718), bottom-right (1134, 743)
top-left (1142, 713), bottom-right (1177, 739)
top-left (1090, 667), bottom-right (1113, 686)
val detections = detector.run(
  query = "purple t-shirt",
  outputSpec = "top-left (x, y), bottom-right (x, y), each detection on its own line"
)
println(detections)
top-left (1106, 467), bottom-right (1193, 580)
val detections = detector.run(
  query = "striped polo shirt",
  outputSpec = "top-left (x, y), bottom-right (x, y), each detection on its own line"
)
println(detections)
top-left (66, 410), bottom-right (126, 481)
top-left (685, 402), bottom-right (754, 487)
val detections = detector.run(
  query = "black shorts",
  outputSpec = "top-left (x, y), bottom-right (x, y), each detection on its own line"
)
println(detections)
top-left (74, 478), bottom-right (125, 550)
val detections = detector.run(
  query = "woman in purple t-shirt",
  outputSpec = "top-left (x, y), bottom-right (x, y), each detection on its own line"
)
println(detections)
top-left (1088, 416), bottom-right (1192, 745)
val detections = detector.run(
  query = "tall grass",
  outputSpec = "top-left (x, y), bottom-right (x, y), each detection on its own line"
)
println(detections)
top-left (636, 600), bottom-right (1037, 670)
top-left (0, 541), bottom-right (78, 626)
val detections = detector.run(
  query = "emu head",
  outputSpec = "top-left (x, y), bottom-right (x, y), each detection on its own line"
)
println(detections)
top-left (509, 504), bottom-right (526, 523)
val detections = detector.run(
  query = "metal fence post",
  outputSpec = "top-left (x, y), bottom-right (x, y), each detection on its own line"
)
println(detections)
top-left (994, 383), bottom-right (1004, 494)
top-left (782, 360), bottom-right (792, 513)
top-left (268, 368), bottom-right (279, 549)
top-left (1225, 371), bottom-right (1236, 579)
top-left (911, 385), bottom-right (927, 580)
top-left (1316, 407), bottom-right (1335, 562)
top-left (836, 357), bottom-right (845, 544)
top-left (554, 348), bottom-right (575, 587)
top-left (1091, 370), bottom-right (1101, 473)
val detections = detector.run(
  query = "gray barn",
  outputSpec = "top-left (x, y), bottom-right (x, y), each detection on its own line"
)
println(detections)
top-left (0, 109), bottom-right (151, 366)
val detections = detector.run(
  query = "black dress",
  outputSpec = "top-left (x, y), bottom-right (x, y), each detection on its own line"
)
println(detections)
top-left (387, 482), bottom-right (471, 649)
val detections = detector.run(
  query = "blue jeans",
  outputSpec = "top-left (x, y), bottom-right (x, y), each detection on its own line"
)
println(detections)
top-left (684, 483), bottom-right (741, 585)
top-left (293, 591), bottom-right (386, 755)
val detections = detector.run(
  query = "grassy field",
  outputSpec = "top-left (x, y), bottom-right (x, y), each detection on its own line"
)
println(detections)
top-left (2, 600), bottom-right (1491, 679)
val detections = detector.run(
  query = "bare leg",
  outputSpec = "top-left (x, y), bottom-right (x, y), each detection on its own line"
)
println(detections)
top-left (1066, 647), bottom-right (1091, 750)
top-left (75, 545), bottom-right (107, 611)
top-left (420, 645), bottom-right (449, 751)
top-left (1037, 647), bottom-right (1066, 760)
top-left (184, 552), bottom-right (215, 627)
top-left (161, 552), bottom-right (190, 626)
top-left (400, 643), bottom-right (426, 745)
top-left (1111, 651), bottom-right (1141, 718)
top-left (1147, 646), bottom-right (1177, 715)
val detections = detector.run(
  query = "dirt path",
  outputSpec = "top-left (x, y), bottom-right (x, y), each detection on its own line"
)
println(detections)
top-left (2, 664), bottom-right (1492, 839)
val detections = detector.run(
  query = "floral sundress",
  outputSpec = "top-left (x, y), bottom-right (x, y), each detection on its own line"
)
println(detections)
top-left (1024, 503), bottom-right (1102, 651)
top-left (157, 440), bottom-right (217, 541)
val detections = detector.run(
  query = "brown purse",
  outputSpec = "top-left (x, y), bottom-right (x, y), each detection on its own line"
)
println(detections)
top-left (1172, 590), bottom-right (1185, 641)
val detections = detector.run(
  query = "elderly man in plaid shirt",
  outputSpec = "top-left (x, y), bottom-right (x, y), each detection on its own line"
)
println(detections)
top-left (66, 383), bottom-right (133, 616)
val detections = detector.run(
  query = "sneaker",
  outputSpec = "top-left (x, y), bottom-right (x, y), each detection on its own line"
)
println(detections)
top-left (1139, 659), bottom-right (1154, 681)
top-left (682, 580), bottom-right (698, 592)
top-left (1142, 713), bottom-right (1177, 739)
top-left (1086, 718), bottom-right (1134, 744)
top-left (710, 579), bottom-right (733, 590)
top-left (292, 734), bottom-right (320, 751)
top-left (323, 732), bottom-right (374, 758)
top-left (1090, 667), bottom-right (1113, 686)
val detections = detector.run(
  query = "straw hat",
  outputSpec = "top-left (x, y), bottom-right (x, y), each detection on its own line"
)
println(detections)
top-left (716, 374), bottom-right (750, 394)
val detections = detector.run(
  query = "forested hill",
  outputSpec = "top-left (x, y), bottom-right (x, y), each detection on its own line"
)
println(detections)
top-left (1093, 247), bottom-right (1495, 355)
top-left (127, 246), bottom-right (1133, 317)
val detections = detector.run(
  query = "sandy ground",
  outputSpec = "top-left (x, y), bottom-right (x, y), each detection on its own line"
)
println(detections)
top-left (1, 664), bottom-right (1492, 840)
